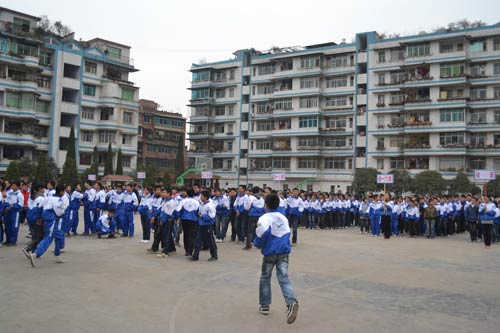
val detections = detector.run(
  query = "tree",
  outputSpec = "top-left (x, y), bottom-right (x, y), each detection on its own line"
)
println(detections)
top-left (89, 146), bottom-right (99, 176)
top-left (34, 154), bottom-right (51, 184)
top-left (387, 170), bottom-right (414, 196)
top-left (35, 15), bottom-right (72, 37)
top-left (486, 180), bottom-right (500, 198)
top-left (104, 143), bottom-right (113, 176)
top-left (18, 158), bottom-right (36, 179)
top-left (115, 148), bottom-right (123, 175)
top-left (175, 134), bottom-right (186, 177)
top-left (413, 171), bottom-right (446, 195)
top-left (5, 161), bottom-right (20, 181)
top-left (48, 158), bottom-right (60, 181)
top-left (60, 157), bottom-right (78, 186)
top-left (162, 171), bottom-right (172, 186)
top-left (352, 168), bottom-right (379, 194)
top-left (449, 172), bottom-right (475, 195)
top-left (141, 165), bottom-right (157, 188)
top-left (67, 126), bottom-right (76, 161)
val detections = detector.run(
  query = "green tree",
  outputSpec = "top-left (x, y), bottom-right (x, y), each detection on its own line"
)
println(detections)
top-left (115, 148), bottom-right (123, 175)
top-left (162, 170), bottom-right (172, 186)
top-left (175, 134), bottom-right (185, 177)
top-left (18, 158), bottom-right (36, 179)
top-left (413, 171), bottom-right (446, 195)
top-left (387, 170), bottom-right (414, 196)
top-left (352, 168), bottom-right (379, 194)
top-left (449, 172), bottom-right (479, 195)
top-left (59, 157), bottom-right (78, 186)
top-left (486, 180), bottom-right (500, 198)
top-left (89, 146), bottom-right (99, 176)
top-left (104, 142), bottom-right (113, 176)
top-left (142, 165), bottom-right (156, 188)
top-left (67, 126), bottom-right (76, 161)
top-left (34, 154), bottom-right (51, 184)
top-left (5, 161), bottom-right (20, 180)
top-left (48, 158), bottom-right (60, 181)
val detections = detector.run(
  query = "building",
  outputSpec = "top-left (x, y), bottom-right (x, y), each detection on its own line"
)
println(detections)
top-left (138, 99), bottom-right (186, 178)
top-left (188, 24), bottom-right (500, 192)
top-left (0, 7), bottom-right (139, 175)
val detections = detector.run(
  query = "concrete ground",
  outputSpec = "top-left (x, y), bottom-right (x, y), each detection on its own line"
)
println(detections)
top-left (1, 217), bottom-right (500, 333)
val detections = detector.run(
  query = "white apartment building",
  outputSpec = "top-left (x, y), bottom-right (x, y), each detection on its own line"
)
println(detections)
top-left (0, 7), bottom-right (139, 175)
top-left (189, 24), bottom-right (500, 192)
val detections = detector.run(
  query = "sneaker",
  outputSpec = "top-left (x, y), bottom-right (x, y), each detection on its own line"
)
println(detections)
top-left (108, 234), bottom-right (116, 239)
top-left (97, 233), bottom-right (101, 239)
top-left (29, 252), bottom-right (37, 268)
top-left (22, 248), bottom-right (31, 260)
top-left (190, 257), bottom-right (199, 261)
top-left (259, 305), bottom-right (270, 315)
top-left (286, 302), bottom-right (299, 324)
top-left (156, 253), bottom-right (168, 258)
top-left (55, 256), bottom-right (66, 263)
top-left (140, 240), bottom-right (149, 243)
top-left (242, 246), bottom-right (251, 251)
top-left (215, 239), bottom-right (222, 243)
top-left (147, 249), bottom-right (157, 254)
top-left (208, 257), bottom-right (218, 261)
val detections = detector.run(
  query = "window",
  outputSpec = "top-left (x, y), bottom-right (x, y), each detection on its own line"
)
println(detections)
top-left (256, 121), bottom-right (273, 132)
top-left (79, 153), bottom-right (92, 165)
top-left (470, 133), bottom-right (486, 147)
top-left (122, 156), bottom-right (131, 167)
top-left (377, 51), bottom-right (386, 63)
top-left (440, 63), bottom-right (465, 78)
top-left (274, 98), bottom-right (293, 110)
top-left (39, 51), bottom-right (52, 66)
top-left (154, 117), bottom-right (184, 127)
top-left (81, 131), bottom-right (93, 142)
top-left (256, 141), bottom-right (272, 150)
top-left (494, 87), bottom-right (500, 99)
top-left (378, 74), bottom-right (385, 85)
top-left (439, 87), bottom-right (463, 99)
top-left (82, 107), bottom-right (95, 120)
top-left (121, 88), bottom-right (134, 101)
top-left (377, 95), bottom-right (385, 105)
top-left (298, 137), bottom-right (319, 147)
top-left (299, 97), bottom-right (318, 108)
top-left (36, 76), bottom-right (51, 89)
top-left (390, 93), bottom-right (405, 104)
top-left (439, 157), bottom-right (464, 171)
top-left (83, 84), bottom-right (96, 96)
top-left (276, 119), bottom-right (291, 130)
top-left (300, 77), bottom-right (319, 89)
top-left (328, 55), bottom-right (352, 68)
top-left (390, 136), bottom-right (404, 147)
top-left (325, 117), bottom-right (346, 129)
top-left (123, 111), bottom-right (133, 124)
top-left (324, 96), bottom-right (350, 108)
top-left (377, 159), bottom-right (384, 170)
top-left (98, 131), bottom-right (116, 143)
top-left (229, 88), bottom-right (234, 98)
top-left (376, 137), bottom-right (385, 149)
top-left (300, 56), bottom-right (320, 69)
top-left (257, 64), bottom-right (275, 75)
top-left (470, 86), bottom-right (487, 100)
top-left (471, 63), bottom-right (486, 77)
top-left (215, 71), bottom-right (226, 82)
top-left (122, 134), bottom-right (132, 145)
top-left (214, 124), bottom-right (225, 133)
top-left (469, 157), bottom-right (486, 170)
top-left (192, 71), bottom-right (211, 82)
top-left (407, 44), bottom-right (430, 57)
top-left (298, 158), bottom-right (317, 169)
top-left (227, 123), bottom-right (234, 133)
top-left (106, 46), bottom-right (122, 59)
top-left (229, 69), bottom-right (235, 80)
top-left (36, 100), bottom-right (50, 113)
top-left (215, 106), bottom-right (225, 116)
top-left (469, 110), bottom-right (486, 124)
top-left (226, 141), bottom-right (233, 151)
top-left (256, 84), bottom-right (274, 95)
top-left (324, 157), bottom-right (345, 169)
top-left (326, 76), bottom-right (348, 88)
top-left (13, 17), bottom-right (30, 33)
top-left (299, 116), bottom-right (318, 128)
top-left (390, 49), bottom-right (405, 62)
top-left (215, 89), bottom-right (226, 98)
top-left (470, 40), bottom-right (487, 53)
top-left (440, 43), bottom-right (454, 53)
top-left (494, 63), bottom-right (500, 76)
top-left (191, 89), bottom-right (210, 99)
top-left (439, 132), bottom-right (465, 146)
top-left (390, 158), bottom-right (404, 170)
top-left (324, 137), bottom-right (347, 148)
top-left (6, 92), bottom-right (35, 109)
top-left (100, 108), bottom-right (113, 121)
top-left (85, 61), bottom-right (97, 74)
top-left (440, 109), bottom-right (464, 122)
top-left (273, 157), bottom-right (290, 169)
top-left (390, 72), bottom-right (406, 84)
top-left (143, 115), bottom-right (151, 123)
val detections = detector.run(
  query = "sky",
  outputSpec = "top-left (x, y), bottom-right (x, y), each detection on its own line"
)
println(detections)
top-left (5, 0), bottom-right (500, 119)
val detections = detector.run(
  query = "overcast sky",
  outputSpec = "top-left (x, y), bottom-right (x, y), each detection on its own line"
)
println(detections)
top-left (6, 0), bottom-right (500, 118)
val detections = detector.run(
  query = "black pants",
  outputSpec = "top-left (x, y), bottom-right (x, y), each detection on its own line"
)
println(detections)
top-left (140, 213), bottom-right (151, 241)
top-left (360, 217), bottom-right (369, 233)
top-left (152, 220), bottom-right (176, 254)
top-left (192, 225), bottom-right (217, 260)
top-left (181, 220), bottom-right (197, 255)
top-left (25, 223), bottom-right (44, 252)
top-left (468, 221), bottom-right (477, 241)
top-left (246, 216), bottom-right (258, 249)
top-left (230, 213), bottom-right (237, 241)
top-left (409, 219), bottom-right (419, 236)
top-left (236, 212), bottom-right (248, 242)
top-left (381, 215), bottom-right (391, 239)
top-left (482, 223), bottom-right (492, 246)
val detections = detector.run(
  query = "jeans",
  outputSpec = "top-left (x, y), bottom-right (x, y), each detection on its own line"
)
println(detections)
top-left (288, 215), bottom-right (300, 243)
top-left (259, 254), bottom-right (297, 306)
top-left (215, 214), bottom-right (229, 240)
top-left (425, 218), bottom-right (435, 237)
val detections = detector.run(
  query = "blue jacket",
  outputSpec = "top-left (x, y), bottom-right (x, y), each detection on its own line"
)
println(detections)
top-left (180, 197), bottom-right (200, 222)
top-left (253, 211), bottom-right (291, 256)
top-left (198, 200), bottom-right (216, 226)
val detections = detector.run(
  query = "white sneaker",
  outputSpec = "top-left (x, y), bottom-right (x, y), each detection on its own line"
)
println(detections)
top-left (215, 239), bottom-right (222, 243)
top-left (55, 256), bottom-right (66, 263)
top-left (29, 252), bottom-right (37, 268)
top-left (140, 240), bottom-right (149, 243)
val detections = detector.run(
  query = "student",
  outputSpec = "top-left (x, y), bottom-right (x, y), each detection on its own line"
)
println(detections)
top-left (82, 181), bottom-right (96, 236)
top-left (153, 187), bottom-right (178, 257)
top-left (359, 197), bottom-right (369, 234)
top-left (254, 193), bottom-right (298, 325)
top-left (108, 184), bottom-right (125, 233)
top-left (213, 188), bottom-right (230, 243)
top-left (69, 184), bottom-right (83, 236)
top-left (244, 187), bottom-right (266, 250)
top-left (465, 197), bottom-right (479, 242)
top-left (369, 195), bottom-right (382, 237)
top-left (93, 182), bottom-right (106, 231)
top-left (23, 183), bottom-right (46, 255)
top-left (121, 183), bottom-right (139, 237)
top-left (191, 190), bottom-right (218, 261)
top-left (179, 189), bottom-right (200, 256)
top-left (407, 200), bottom-right (420, 237)
top-left (4, 181), bottom-right (24, 245)
top-left (28, 184), bottom-right (68, 267)
top-left (138, 187), bottom-right (153, 243)
top-left (96, 209), bottom-right (116, 239)
top-left (479, 196), bottom-right (495, 248)
top-left (381, 197), bottom-right (392, 239)
top-left (424, 198), bottom-right (437, 238)
top-left (286, 188), bottom-right (304, 244)
top-left (234, 185), bottom-right (248, 244)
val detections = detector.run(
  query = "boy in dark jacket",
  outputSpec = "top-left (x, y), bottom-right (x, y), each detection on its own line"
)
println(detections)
top-left (465, 197), bottom-right (480, 242)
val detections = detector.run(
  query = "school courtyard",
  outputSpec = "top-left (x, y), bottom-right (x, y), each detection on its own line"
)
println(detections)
top-left (1, 220), bottom-right (499, 333)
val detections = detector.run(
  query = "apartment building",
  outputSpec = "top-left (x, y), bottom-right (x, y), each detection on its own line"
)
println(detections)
top-left (188, 24), bottom-right (500, 192)
top-left (0, 7), bottom-right (139, 175)
top-left (138, 99), bottom-right (185, 174)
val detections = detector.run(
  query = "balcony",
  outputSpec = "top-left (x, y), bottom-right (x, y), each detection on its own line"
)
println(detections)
top-left (402, 143), bottom-right (431, 149)
top-left (405, 121), bottom-right (432, 127)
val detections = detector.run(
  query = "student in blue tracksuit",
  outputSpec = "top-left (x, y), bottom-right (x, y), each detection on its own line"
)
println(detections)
top-left (244, 187), bottom-right (266, 250)
top-left (23, 183), bottom-right (46, 254)
top-left (191, 190), bottom-right (218, 261)
top-left (152, 187), bottom-right (178, 257)
top-left (108, 184), bottom-right (125, 233)
top-left (138, 186), bottom-right (153, 243)
top-left (69, 184), bottom-right (83, 235)
top-left (479, 197), bottom-right (496, 248)
top-left (369, 195), bottom-right (382, 237)
top-left (93, 182), bottom-right (106, 232)
top-left (0, 183), bottom-right (8, 247)
top-left (96, 209), bottom-right (116, 238)
top-left (286, 188), bottom-right (304, 244)
top-left (407, 200), bottom-right (420, 237)
top-left (254, 193), bottom-right (299, 324)
top-left (4, 181), bottom-right (24, 245)
top-left (381, 196), bottom-right (393, 239)
top-left (234, 185), bottom-right (248, 244)
top-left (213, 188), bottom-right (230, 243)
top-left (121, 183), bottom-right (139, 237)
top-left (179, 188), bottom-right (200, 256)
top-left (82, 181), bottom-right (96, 235)
top-left (28, 184), bottom-right (68, 267)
